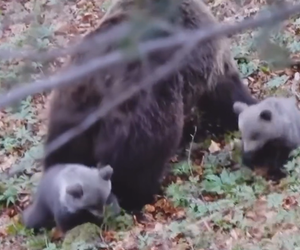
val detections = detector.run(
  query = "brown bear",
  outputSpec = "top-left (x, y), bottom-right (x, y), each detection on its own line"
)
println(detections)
top-left (43, 0), bottom-right (257, 213)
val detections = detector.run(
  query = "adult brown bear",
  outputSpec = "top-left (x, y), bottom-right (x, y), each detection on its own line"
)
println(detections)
top-left (43, 0), bottom-right (256, 212)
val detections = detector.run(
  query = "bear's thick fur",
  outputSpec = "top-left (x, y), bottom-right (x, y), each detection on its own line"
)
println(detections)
top-left (43, 0), bottom-right (256, 212)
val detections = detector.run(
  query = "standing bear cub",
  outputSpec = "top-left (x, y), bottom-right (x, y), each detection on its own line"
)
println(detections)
top-left (234, 96), bottom-right (300, 179)
top-left (44, 0), bottom-right (256, 213)
top-left (22, 164), bottom-right (120, 233)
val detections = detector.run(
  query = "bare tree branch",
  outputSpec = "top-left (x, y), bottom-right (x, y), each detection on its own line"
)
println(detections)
top-left (0, 2), bottom-right (300, 109)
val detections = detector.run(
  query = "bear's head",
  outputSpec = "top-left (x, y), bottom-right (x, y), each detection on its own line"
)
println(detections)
top-left (63, 164), bottom-right (115, 218)
top-left (233, 97), bottom-right (296, 172)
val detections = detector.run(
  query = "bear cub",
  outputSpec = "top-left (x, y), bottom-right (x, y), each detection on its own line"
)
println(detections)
top-left (22, 164), bottom-right (121, 233)
top-left (234, 96), bottom-right (300, 179)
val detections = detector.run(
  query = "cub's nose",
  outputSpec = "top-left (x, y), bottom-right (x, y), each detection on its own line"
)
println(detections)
top-left (242, 151), bottom-right (255, 169)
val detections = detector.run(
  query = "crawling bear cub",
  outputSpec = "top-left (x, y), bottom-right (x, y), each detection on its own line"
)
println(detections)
top-left (22, 164), bottom-right (121, 233)
top-left (233, 96), bottom-right (300, 179)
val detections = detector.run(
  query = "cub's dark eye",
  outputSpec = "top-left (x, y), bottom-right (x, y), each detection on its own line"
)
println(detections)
top-left (250, 133), bottom-right (260, 140)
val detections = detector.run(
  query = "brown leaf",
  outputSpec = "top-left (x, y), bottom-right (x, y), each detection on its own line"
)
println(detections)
top-left (51, 227), bottom-right (64, 240)
top-left (282, 196), bottom-right (298, 210)
top-left (82, 13), bottom-right (95, 23)
top-left (154, 198), bottom-right (177, 215)
top-left (54, 23), bottom-right (79, 35)
top-left (170, 155), bottom-right (179, 163)
top-left (208, 140), bottom-right (221, 153)
top-left (203, 195), bottom-right (216, 202)
top-left (7, 207), bottom-right (18, 218)
top-left (174, 210), bottom-right (186, 220)
top-left (76, 0), bottom-right (88, 8)
top-left (11, 213), bottom-right (19, 222)
top-left (103, 230), bottom-right (116, 242)
top-left (0, 228), bottom-right (8, 237)
top-left (245, 211), bottom-right (256, 221)
top-left (145, 204), bottom-right (156, 213)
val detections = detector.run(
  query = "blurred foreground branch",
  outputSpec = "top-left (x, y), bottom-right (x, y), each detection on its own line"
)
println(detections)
top-left (0, 2), bottom-right (300, 109)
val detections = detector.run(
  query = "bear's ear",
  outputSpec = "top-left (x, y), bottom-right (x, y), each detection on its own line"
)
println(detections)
top-left (259, 110), bottom-right (272, 121)
top-left (99, 165), bottom-right (113, 181)
top-left (233, 102), bottom-right (249, 115)
top-left (66, 183), bottom-right (84, 199)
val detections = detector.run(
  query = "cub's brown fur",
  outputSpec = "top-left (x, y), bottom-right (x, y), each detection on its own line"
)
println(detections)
top-left (44, 0), bottom-right (256, 212)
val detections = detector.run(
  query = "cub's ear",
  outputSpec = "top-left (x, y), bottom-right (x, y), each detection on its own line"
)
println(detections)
top-left (99, 165), bottom-right (113, 181)
top-left (66, 183), bottom-right (83, 199)
top-left (233, 102), bottom-right (249, 115)
top-left (259, 109), bottom-right (272, 121)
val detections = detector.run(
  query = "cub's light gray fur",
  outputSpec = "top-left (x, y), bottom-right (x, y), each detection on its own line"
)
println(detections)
top-left (234, 96), bottom-right (300, 152)
top-left (233, 96), bottom-right (300, 179)
top-left (22, 164), bottom-right (121, 233)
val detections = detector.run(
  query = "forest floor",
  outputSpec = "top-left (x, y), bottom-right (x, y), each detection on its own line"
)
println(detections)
top-left (1, 0), bottom-right (300, 249)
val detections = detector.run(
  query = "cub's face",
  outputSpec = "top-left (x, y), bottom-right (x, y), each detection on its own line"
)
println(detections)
top-left (65, 165), bottom-right (114, 218)
top-left (233, 99), bottom-right (284, 162)
top-left (232, 100), bottom-right (289, 172)
top-left (234, 101), bottom-right (283, 154)
top-left (233, 98), bottom-right (296, 179)
top-left (234, 102), bottom-right (281, 153)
